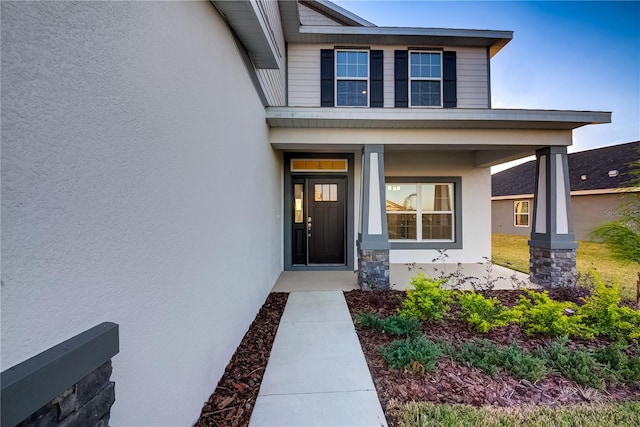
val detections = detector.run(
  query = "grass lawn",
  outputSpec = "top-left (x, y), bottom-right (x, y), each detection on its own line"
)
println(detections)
top-left (492, 233), bottom-right (639, 301)
top-left (388, 401), bottom-right (640, 427)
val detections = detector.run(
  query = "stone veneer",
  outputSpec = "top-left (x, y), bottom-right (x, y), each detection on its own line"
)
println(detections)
top-left (529, 246), bottom-right (577, 288)
top-left (16, 361), bottom-right (115, 427)
top-left (357, 248), bottom-right (390, 290)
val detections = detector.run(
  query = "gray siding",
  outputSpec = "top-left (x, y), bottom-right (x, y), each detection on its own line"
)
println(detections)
top-left (287, 44), bottom-right (489, 108)
top-left (299, 3), bottom-right (343, 26)
top-left (255, 0), bottom-right (286, 105)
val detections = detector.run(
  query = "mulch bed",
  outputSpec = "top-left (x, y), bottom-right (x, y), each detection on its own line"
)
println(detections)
top-left (194, 289), bottom-right (639, 427)
top-left (344, 289), bottom-right (640, 425)
top-left (194, 292), bottom-right (288, 427)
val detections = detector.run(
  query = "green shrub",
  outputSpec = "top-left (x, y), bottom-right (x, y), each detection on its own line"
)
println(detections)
top-left (354, 311), bottom-right (421, 336)
top-left (398, 272), bottom-right (452, 322)
top-left (382, 335), bottom-right (443, 373)
top-left (535, 338), bottom-right (603, 389)
top-left (457, 292), bottom-right (519, 333)
top-left (497, 342), bottom-right (548, 382)
top-left (578, 273), bottom-right (640, 340)
top-left (451, 339), bottom-right (501, 376)
top-left (595, 341), bottom-right (640, 384)
top-left (514, 290), bottom-right (594, 338)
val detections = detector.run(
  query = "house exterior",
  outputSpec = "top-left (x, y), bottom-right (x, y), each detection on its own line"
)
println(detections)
top-left (492, 141), bottom-right (639, 240)
top-left (1, 1), bottom-right (610, 425)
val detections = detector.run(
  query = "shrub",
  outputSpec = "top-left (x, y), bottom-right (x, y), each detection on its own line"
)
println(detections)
top-left (595, 341), bottom-right (640, 384)
top-left (398, 272), bottom-right (452, 322)
top-left (450, 339), bottom-right (501, 376)
top-left (382, 335), bottom-right (443, 373)
top-left (535, 338), bottom-right (603, 389)
top-left (457, 292), bottom-right (518, 333)
top-left (497, 342), bottom-right (548, 382)
top-left (354, 311), bottom-right (421, 336)
top-left (514, 290), bottom-right (594, 338)
top-left (577, 273), bottom-right (640, 340)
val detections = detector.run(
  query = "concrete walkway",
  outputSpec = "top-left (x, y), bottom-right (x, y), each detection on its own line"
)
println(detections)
top-left (249, 291), bottom-right (388, 427)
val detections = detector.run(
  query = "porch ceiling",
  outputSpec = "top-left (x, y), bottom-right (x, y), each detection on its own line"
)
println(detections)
top-left (265, 107), bottom-right (611, 131)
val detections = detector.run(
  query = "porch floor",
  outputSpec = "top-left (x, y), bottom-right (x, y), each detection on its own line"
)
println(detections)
top-left (271, 263), bottom-right (533, 292)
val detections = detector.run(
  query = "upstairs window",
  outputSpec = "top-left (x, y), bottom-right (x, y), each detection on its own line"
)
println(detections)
top-left (409, 51), bottom-right (442, 107)
top-left (335, 50), bottom-right (369, 106)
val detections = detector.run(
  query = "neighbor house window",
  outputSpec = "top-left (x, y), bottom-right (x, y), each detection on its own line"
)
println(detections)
top-left (336, 50), bottom-right (369, 106)
top-left (514, 200), bottom-right (530, 227)
top-left (409, 51), bottom-right (442, 107)
top-left (386, 182), bottom-right (454, 241)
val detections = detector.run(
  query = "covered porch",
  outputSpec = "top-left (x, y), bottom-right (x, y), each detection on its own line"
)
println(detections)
top-left (271, 263), bottom-right (532, 292)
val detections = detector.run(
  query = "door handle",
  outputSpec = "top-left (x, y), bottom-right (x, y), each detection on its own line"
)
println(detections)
top-left (307, 216), bottom-right (312, 237)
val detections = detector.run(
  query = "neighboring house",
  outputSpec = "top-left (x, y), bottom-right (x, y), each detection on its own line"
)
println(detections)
top-left (1, 1), bottom-right (610, 425)
top-left (492, 141), bottom-right (639, 240)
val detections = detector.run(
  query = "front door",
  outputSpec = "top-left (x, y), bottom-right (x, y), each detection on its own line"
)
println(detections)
top-left (291, 177), bottom-right (346, 265)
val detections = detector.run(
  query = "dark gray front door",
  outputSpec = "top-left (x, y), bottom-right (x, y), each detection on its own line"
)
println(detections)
top-left (291, 177), bottom-right (346, 265)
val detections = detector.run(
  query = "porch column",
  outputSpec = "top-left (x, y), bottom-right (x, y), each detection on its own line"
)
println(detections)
top-left (528, 146), bottom-right (578, 287)
top-left (357, 144), bottom-right (390, 290)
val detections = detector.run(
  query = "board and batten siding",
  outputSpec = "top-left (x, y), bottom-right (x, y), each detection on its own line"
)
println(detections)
top-left (299, 2), bottom-right (343, 26)
top-left (255, 0), bottom-right (286, 106)
top-left (288, 44), bottom-right (488, 108)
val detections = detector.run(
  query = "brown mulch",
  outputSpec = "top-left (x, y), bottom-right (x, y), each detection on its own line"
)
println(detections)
top-left (344, 289), bottom-right (640, 425)
top-left (194, 288), bottom-right (639, 427)
top-left (194, 292), bottom-right (288, 427)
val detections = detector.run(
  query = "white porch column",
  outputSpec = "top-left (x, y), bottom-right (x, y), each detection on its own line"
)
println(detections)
top-left (528, 146), bottom-right (578, 287)
top-left (357, 144), bottom-right (390, 290)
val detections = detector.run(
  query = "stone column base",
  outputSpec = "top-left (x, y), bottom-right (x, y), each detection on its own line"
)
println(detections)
top-left (357, 248), bottom-right (390, 290)
top-left (529, 246), bottom-right (577, 288)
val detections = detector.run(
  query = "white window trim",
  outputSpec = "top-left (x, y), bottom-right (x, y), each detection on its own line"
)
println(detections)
top-left (387, 182), bottom-right (455, 242)
top-left (514, 200), bottom-right (530, 227)
top-left (335, 49), bottom-right (370, 107)
top-left (408, 50), bottom-right (443, 108)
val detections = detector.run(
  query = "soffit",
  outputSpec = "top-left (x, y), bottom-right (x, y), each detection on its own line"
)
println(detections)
top-left (265, 108), bottom-right (611, 130)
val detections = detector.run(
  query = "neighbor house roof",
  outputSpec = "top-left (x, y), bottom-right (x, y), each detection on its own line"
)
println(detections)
top-left (492, 141), bottom-right (640, 197)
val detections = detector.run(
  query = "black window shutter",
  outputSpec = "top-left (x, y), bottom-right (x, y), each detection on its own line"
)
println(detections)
top-left (394, 50), bottom-right (408, 108)
top-left (320, 49), bottom-right (334, 107)
top-left (443, 51), bottom-right (457, 108)
top-left (370, 50), bottom-right (384, 107)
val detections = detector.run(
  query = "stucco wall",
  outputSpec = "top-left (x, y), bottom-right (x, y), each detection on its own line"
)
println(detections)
top-left (491, 193), bottom-right (634, 240)
top-left (385, 151), bottom-right (492, 263)
top-left (491, 198), bottom-right (533, 236)
top-left (1, 2), bottom-right (282, 426)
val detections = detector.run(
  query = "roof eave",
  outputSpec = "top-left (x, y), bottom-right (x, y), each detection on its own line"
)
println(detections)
top-left (265, 108), bottom-right (612, 130)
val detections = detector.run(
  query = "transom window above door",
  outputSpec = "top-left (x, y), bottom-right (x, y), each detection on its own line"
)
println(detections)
top-left (409, 51), bottom-right (442, 107)
top-left (336, 50), bottom-right (369, 107)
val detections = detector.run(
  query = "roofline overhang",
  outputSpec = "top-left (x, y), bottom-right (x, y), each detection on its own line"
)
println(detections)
top-left (279, 1), bottom-right (513, 56)
top-left (266, 107), bottom-right (612, 131)
top-left (303, 0), bottom-right (376, 27)
top-left (492, 187), bottom-right (640, 200)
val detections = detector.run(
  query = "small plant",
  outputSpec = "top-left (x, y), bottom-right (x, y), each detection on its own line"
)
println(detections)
top-left (578, 273), bottom-right (640, 340)
top-left (497, 342), bottom-right (548, 382)
top-left (355, 312), bottom-right (421, 336)
top-left (535, 338), bottom-right (603, 389)
top-left (450, 339), bottom-right (501, 376)
top-left (457, 291), bottom-right (518, 333)
top-left (398, 271), bottom-right (452, 322)
top-left (514, 290), bottom-right (594, 338)
top-left (469, 257), bottom-right (505, 292)
top-left (595, 341), bottom-right (640, 384)
top-left (382, 335), bottom-right (443, 373)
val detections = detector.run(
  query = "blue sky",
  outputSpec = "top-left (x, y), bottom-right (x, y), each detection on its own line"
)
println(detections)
top-left (332, 0), bottom-right (640, 168)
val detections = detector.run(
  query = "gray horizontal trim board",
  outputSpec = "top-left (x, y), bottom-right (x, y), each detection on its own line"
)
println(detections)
top-left (1, 322), bottom-right (119, 427)
top-left (266, 107), bottom-right (611, 130)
